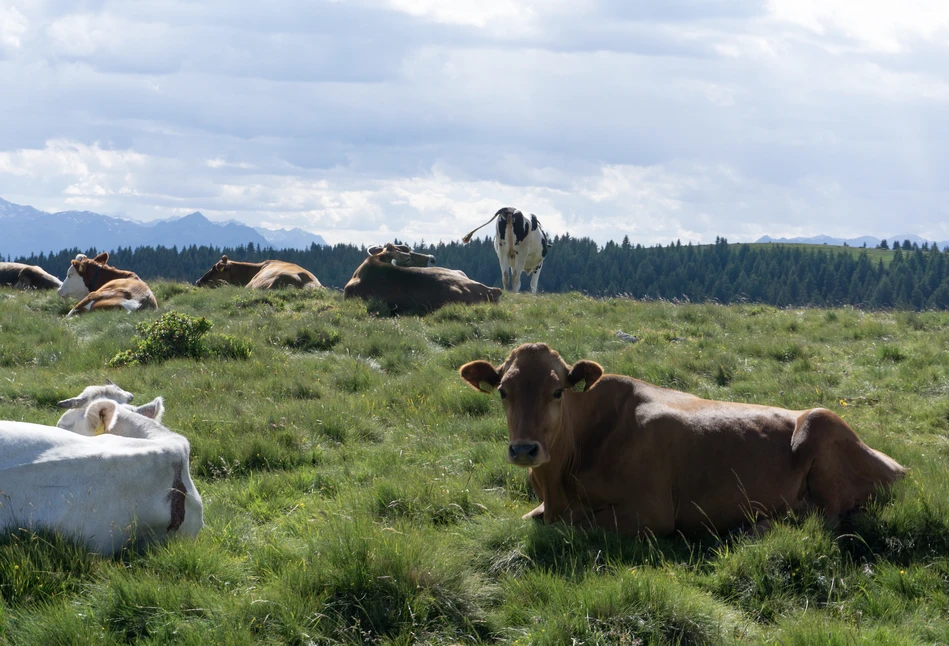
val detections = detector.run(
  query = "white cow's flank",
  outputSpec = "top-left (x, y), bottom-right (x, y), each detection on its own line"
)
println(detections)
top-left (1, 397), bottom-right (203, 555)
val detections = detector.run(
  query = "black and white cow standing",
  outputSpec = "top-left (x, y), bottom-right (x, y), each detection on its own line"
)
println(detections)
top-left (462, 207), bottom-right (551, 293)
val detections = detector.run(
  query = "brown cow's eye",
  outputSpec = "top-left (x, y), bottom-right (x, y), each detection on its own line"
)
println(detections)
top-left (553, 389), bottom-right (563, 399)
top-left (498, 388), bottom-right (508, 400)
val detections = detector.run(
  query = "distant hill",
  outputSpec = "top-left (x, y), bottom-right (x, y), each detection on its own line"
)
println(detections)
top-left (756, 233), bottom-right (949, 249)
top-left (0, 198), bottom-right (327, 258)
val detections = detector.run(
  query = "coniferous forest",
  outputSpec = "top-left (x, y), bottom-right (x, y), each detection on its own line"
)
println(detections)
top-left (13, 235), bottom-right (949, 310)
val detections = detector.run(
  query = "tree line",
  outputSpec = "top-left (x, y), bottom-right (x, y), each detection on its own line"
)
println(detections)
top-left (13, 235), bottom-right (949, 310)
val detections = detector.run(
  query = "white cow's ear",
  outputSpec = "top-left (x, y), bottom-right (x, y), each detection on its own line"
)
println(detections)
top-left (135, 397), bottom-right (165, 422)
top-left (57, 396), bottom-right (85, 409)
top-left (85, 400), bottom-right (118, 436)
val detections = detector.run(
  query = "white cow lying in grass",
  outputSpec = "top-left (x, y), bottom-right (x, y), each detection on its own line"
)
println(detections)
top-left (0, 395), bottom-right (204, 555)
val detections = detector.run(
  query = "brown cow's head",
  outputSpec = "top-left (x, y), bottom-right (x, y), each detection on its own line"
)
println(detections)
top-left (460, 343), bottom-right (603, 467)
top-left (195, 255), bottom-right (240, 287)
top-left (59, 252), bottom-right (110, 299)
top-left (368, 243), bottom-right (436, 268)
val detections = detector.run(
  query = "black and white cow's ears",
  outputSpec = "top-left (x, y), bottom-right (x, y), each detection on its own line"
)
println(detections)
top-left (134, 396), bottom-right (165, 422)
top-left (567, 360), bottom-right (603, 392)
top-left (459, 361), bottom-right (501, 394)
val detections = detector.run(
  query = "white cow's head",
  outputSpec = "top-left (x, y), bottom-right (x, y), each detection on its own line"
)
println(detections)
top-left (66, 397), bottom-right (165, 437)
top-left (58, 254), bottom-right (92, 299)
top-left (57, 383), bottom-right (135, 434)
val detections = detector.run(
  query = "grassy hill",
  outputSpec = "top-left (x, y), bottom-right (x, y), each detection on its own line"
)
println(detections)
top-left (1, 285), bottom-right (948, 644)
top-left (752, 241), bottom-right (897, 265)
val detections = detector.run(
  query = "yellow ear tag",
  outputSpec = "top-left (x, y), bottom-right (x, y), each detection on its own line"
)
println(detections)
top-left (94, 422), bottom-right (106, 436)
top-left (217, 266), bottom-right (225, 272)
top-left (77, 264), bottom-right (85, 273)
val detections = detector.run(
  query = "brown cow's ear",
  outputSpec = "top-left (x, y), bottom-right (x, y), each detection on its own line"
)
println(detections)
top-left (220, 255), bottom-right (229, 263)
top-left (459, 360), bottom-right (501, 394)
top-left (93, 252), bottom-right (109, 264)
top-left (567, 360), bottom-right (603, 392)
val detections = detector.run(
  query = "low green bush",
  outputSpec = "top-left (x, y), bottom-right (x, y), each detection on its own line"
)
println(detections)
top-left (109, 310), bottom-right (251, 366)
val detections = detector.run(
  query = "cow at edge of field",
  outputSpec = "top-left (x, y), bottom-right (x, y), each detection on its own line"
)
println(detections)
top-left (0, 397), bottom-right (204, 555)
top-left (58, 253), bottom-right (158, 317)
top-left (0, 262), bottom-right (62, 290)
top-left (459, 343), bottom-right (906, 537)
top-left (461, 207), bottom-right (550, 293)
top-left (194, 255), bottom-right (322, 290)
top-left (343, 242), bottom-right (500, 314)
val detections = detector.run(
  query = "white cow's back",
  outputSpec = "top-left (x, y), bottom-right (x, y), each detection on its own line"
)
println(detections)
top-left (0, 420), bottom-right (203, 555)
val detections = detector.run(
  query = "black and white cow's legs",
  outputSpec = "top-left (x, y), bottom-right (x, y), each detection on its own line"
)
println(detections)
top-left (511, 257), bottom-right (531, 293)
top-left (499, 256), bottom-right (512, 291)
top-left (529, 263), bottom-right (543, 294)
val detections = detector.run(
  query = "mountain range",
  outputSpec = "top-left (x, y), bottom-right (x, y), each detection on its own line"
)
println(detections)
top-left (755, 234), bottom-right (949, 249)
top-left (0, 198), bottom-right (327, 259)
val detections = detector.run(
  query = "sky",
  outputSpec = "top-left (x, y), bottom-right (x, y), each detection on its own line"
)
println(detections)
top-left (0, 0), bottom-right (947, 246)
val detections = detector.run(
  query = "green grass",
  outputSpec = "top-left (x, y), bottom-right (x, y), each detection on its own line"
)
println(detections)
top-left (2, 284), bottom-right (949, 643)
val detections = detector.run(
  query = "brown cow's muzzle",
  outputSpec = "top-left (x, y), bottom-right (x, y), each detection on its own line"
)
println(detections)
top-left (508, 441), bottom-right (548, 467)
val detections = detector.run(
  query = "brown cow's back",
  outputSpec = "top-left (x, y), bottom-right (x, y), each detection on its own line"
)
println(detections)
top-left (344, 258), bottom-right (500, 314)
top-left (248, 261), bottom-right (321, 290)
top-left (0, 262), bottom-right (62, 290)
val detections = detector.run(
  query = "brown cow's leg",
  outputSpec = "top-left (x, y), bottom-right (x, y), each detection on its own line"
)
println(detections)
top-left (792, 409), bottom-right (906, 521)
top-left (522, 503), bottom-right (545, 521)
top-left (67, 294), bottom-right (98, 316)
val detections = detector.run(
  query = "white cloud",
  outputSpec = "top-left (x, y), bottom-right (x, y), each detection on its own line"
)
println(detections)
top-left (0, 4), bottom-right (28, 52)
top-left (767, 0), bottom-right (949, 53)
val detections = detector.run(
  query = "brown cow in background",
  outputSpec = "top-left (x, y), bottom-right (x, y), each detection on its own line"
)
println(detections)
top-left (58, 253), bottom-right (158, 317)
top-left (460, 343), bottom-right (906, 537)
top-left (0, 262), bottom-right (62, 290)
top-left (344, 243), bottom-right (500, 314)
top-left (195, 256), bottom-right (321, 290)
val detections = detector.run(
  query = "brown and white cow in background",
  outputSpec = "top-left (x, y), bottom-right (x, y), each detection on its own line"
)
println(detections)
top-left (344, 242), bottom-right (500, 314)
top-left (462, 207), bottom-right (551, 293)
top-left (194, 255), bottom-right (322, 290)
top-left (0, 395), bottom-right (203, 555)
top-left (58, 253), bottom-right (158, 317)
top-left (0, 262), bottom-right (63, 290)
top-left (460, 343), bottom-right (906, 537)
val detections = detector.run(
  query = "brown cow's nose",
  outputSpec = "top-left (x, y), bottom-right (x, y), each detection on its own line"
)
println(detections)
top-left (508, 442), bottom-right (540, 464)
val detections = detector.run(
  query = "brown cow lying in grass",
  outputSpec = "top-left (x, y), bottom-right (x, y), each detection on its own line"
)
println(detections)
top-left (58, 253), bottom-right (158, 317)
top-left (344, 243), bottom-right (501, 314)
top-left (460, 343), bottom-right (906, 536)
top-left (194, 255), bottom-right (321, 290)
top-left (0, 262), bottom-right (63, 290)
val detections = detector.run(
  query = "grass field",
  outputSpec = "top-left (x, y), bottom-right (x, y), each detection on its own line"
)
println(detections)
top-left (1, 284), bottom-right (948, 645)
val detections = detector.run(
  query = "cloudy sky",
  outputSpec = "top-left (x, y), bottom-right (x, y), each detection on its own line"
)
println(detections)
top-left (1, 0), bottom-right (947, 245)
